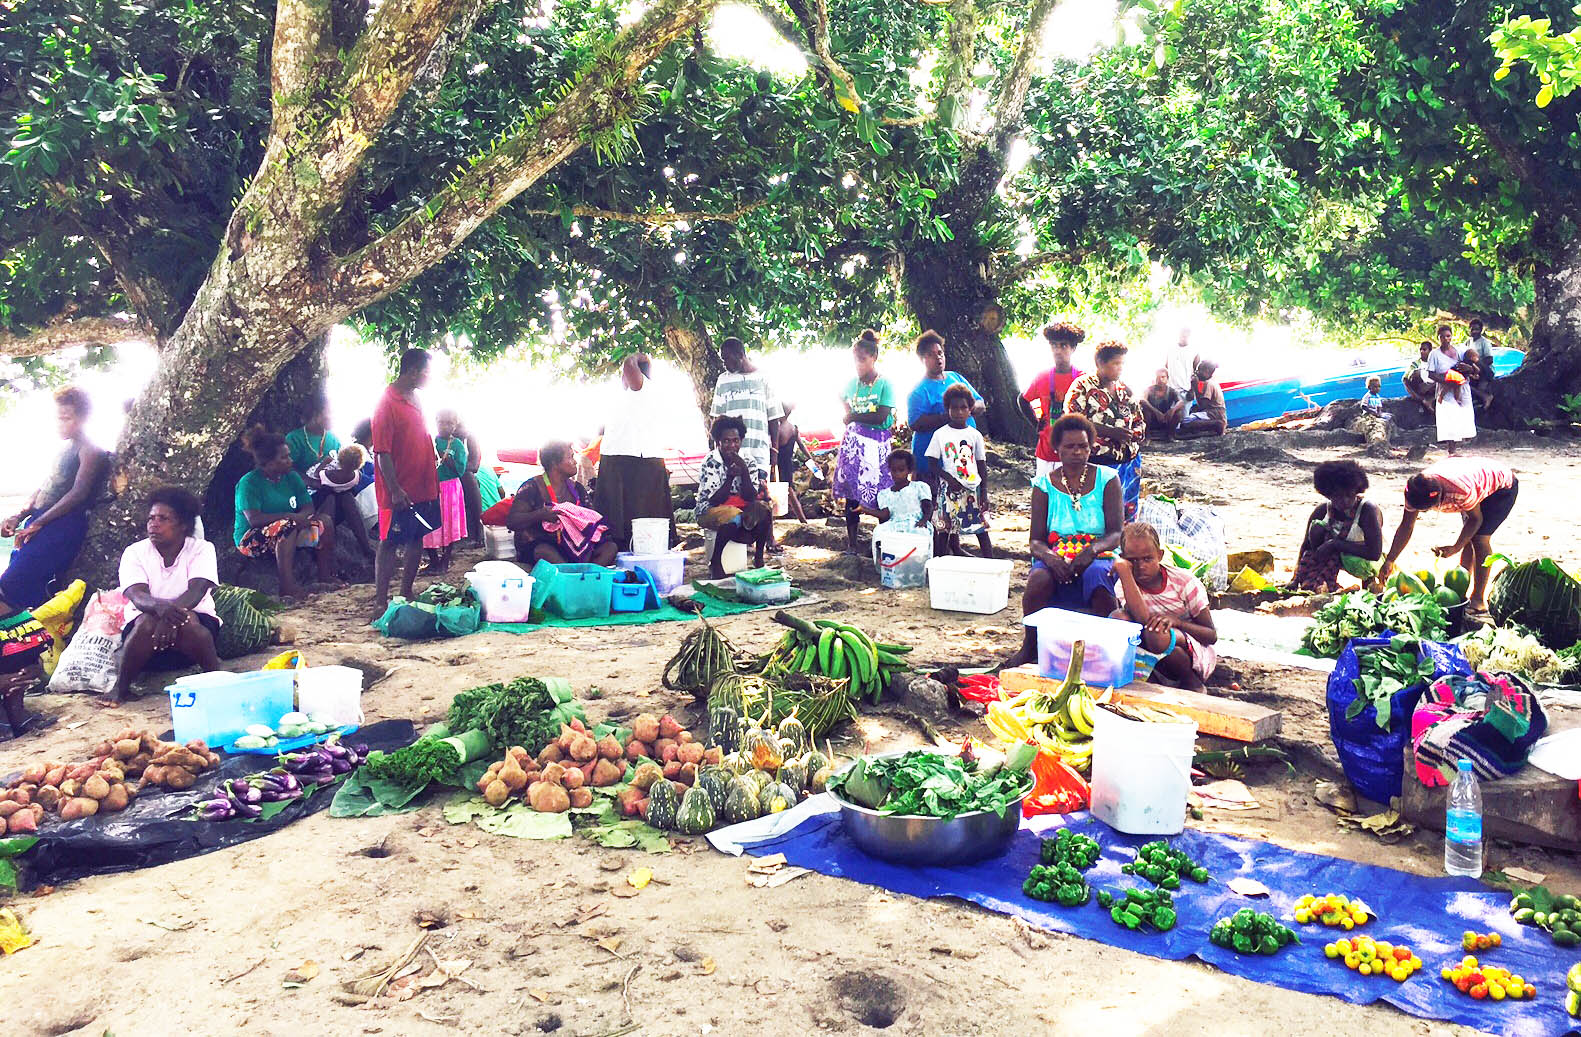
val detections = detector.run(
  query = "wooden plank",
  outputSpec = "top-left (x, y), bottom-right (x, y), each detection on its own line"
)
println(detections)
top-left (1398, 735), bottom-right (1581, 852)
top-left (998, 665), bottom-right (1282, 743)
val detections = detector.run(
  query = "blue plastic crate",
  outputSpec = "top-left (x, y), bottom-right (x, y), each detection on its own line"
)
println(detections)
top-left (167, 670), bottom-right (295, 748)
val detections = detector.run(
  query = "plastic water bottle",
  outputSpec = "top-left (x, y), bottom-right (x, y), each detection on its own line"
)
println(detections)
top-left (1444, 759), bottom-right (1483, 878)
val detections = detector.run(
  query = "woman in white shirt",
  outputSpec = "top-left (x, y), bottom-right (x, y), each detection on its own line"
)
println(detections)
top-left (593, 353), bottom-right (675, 551)
top-left (112, 487), bottom-right (222, 702)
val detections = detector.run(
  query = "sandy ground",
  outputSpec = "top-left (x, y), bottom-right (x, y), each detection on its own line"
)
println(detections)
top-left (3, 427), bottom-right (1580, 1037)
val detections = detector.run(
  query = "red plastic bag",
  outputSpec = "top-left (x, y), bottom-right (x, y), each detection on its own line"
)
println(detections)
top-left (1023, 747), bottom-right (1089, 816)
top-left (958, 672), bottom-right (1001, 704)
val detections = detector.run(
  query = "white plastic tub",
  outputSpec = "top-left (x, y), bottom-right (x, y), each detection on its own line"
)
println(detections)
top-left (874, 530), bottom-right (931, 589)
top-left (483, 525), bottom-right (516, 561)
top-left (630, 518), bottom-right (671, 556)
top-left (1088, 707), bottom-right (1198, 834)
top-left (768, 481), bottom-right (790, 517)
top-left (465, 563), bottom-right (535, 623)
top-left (296, 665), bottom-right (365, 727)
top-left (1027, 608), bottom-right (1142, 688)
top-left (735, 575), bottom-right (793, 604)
top-left (617, 550), bottom-right (688, 596)
top-left (925, 556), bottom-right (1015, 614)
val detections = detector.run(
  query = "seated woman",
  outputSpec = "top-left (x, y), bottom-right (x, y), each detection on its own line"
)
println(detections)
top-left (1290, 460), bottom-right (1383, 592)
top-left (1005, 414), bottom-right (1124, 668)
top-left (233, 425), bottom-right (339, 601)
top-left (507, 441), bottom-right (618, 566)
top-left (1, 608), bottom-right (54, 739)
top-left (695, 416), bottom-right (773, 578)
top-left (1111, 522), bottom-right (1218, 690)
top-left (0, 387), bottom-right (109, 614)
top-left (113, 487), bottom-right (223, 702)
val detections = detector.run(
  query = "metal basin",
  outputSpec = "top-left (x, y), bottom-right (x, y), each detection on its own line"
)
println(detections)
top-left (829, 753), bottom-right (1029, 866)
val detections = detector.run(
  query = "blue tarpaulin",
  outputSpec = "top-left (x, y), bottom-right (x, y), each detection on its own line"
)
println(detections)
top-left (730, 807), bottom-right (1579, 1036)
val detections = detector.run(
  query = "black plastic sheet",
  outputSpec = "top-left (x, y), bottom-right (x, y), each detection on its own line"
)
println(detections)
top-left (16, 719), bottom-right (416, 888)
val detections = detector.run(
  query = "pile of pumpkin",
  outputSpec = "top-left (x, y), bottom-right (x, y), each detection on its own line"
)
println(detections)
top-left (620, 711), bottom-right (836, 836)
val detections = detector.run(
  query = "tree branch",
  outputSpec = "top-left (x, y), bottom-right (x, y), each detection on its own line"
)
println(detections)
top-left (270, 0), bottom-right (334, 112)
top-left (519, 201), bottom-right (768, 226)
top-left (330, 0), bottom-right (720, 311)
top-left (986, 0), bottom-right (1059, 145)
top-left (0, 315), bottom-right (150, 359)
top-left (771, 0), bottom-right (933, 126)
top-left (992, 248), bottom-right (1084, 287)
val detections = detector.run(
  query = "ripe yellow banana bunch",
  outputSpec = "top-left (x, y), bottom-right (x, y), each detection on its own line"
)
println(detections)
top-left (988, 683), bottom-right (1102, 774)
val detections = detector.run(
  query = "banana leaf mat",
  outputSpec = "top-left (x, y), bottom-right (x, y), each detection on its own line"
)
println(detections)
top-left (710, 803), bottom-right (1577, 1036)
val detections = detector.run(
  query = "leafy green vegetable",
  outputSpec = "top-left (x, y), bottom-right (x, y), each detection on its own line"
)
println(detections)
top-left (363, 728), bottom-right (492, 787)
top-left (828, 750), bottom-right (1033, 819)
top-left (1346, 642), bottom-right (1437, 730)
top-left (0, 836), bottom-right (38, 892)
top-left (448, 676), bottom-right (582, 754)
top-left (1300, 590), bottom-right (1447, 657)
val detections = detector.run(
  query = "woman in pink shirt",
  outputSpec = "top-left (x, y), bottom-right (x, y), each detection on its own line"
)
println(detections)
top-left (1378, 457), bottom-right (1518, 614)
top-left (113, 487), bottom-right (222, 701)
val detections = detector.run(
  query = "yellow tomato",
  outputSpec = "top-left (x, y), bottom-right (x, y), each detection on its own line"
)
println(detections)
top-left (1489, 984), bottom-right (1506, 1001)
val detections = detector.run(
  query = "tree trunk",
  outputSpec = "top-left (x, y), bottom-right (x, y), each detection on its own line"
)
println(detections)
top-left (200, 336), bottom-right (329, 547)
top-left (663, 317), bottom-right (721, 440)
top-left (901, 244), bottom-right (1034, 445)
top-left (1481, 231), bottom-right (1581, 428)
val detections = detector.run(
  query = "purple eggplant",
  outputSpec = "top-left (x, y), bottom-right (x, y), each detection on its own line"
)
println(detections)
top-left (330, 757), bottom-right (353, 775)
top-left (232, 800), bottom-right (262, 818)
top-left (199, 801), bottom-right (233, 821)
top-left (258, 789), bottom-right (296, 803)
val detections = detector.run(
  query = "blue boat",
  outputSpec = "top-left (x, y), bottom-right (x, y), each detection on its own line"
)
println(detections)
top-left (1224, 346), bottom-right (1525, 427)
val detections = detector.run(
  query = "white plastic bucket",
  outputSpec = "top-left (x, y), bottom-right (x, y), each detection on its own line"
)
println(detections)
top-left (630, 518), bottom-right (670, 556)
top-left (465, 564), bottom-right (535, 623)
top-left (924, 556), bottom-right (1015, 613)
top-left (483, 525), bottom-right (516, 561)
top-left (1027, 608), bottom-right (1142, 688)
top-left (296, 665), bottom-right (366, 727)
top-left (1088, 707), bottom-right (1198, 834)
top-left (767, 481), bottom-right (790, 517)
top-left (720, 538), bottom-right (750, 575)
top-left (874, 530), bottom-right (931, 589)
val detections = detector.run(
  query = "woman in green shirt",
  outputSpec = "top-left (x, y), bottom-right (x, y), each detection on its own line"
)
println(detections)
top-left (233, 426), bottom-right (339, 601)
top-left (422, 410), bottom-right (470, 572)
top-left (832, 329), bottom-right (896, 554)
top-left (284, 399), bottom-right (341, 477)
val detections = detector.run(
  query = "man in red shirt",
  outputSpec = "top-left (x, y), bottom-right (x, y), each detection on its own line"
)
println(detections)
top-left (1018, 322), bottom-right (1086, 481)
top-left (371, 349), bottom-right (440, 617)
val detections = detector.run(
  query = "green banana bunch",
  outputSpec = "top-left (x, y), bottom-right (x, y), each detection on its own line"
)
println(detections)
top-left (766, 614), bottom-right (911, 705)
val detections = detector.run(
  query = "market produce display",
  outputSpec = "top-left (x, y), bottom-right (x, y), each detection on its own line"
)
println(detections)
top-left (706, 671), bottom-right (855, 750)
top-left (1323, 936), bottom-right (1422, 981)
top-left (2, 729), bottom-right (221, 832)
top-left (1567, 961), bottom-right (1580, 1018)
top-left (1441, 956), bottom-right (1536, 1001)
top-left (195, 739), bottom-right (366, 820)
top-left (662, 620), bottom-right (743, 695)
top-left (1121, 840), bottom-right (1210, 889)
top-left (1460, 929), bottom-right (1502, 952)
top-left (1300, 590), bottom-right (1448, 658)
top-left (1294, 893), bottom-right (1372, 929)
top-left (762, 612), bottom-right (910, 705)
top-left (1346, 637), bottom-right (1437, 731)
top-left (1096, 886), bottom-right (1177, 932)
top-left (1209, 909), bottom-right (1300, 955)
top-left (1488, 556), bottom-right (1581, 650)
top-left (1509, 886), bottom-right (1581, 947)
top-left (986, 641), bottom-right (1103, 774)
top-left (1023, 829), bottom-right (1102, 907)
top-left (232, 712), bottom-right (339, 750)
top-left (1454, 625), bottom-right (1579, 685)
top-left (829, 742), bottom-right (1034, 819)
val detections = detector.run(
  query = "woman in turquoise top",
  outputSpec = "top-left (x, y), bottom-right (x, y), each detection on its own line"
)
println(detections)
top-left (832, 329), bottom-right (896, 554)
top-left (234, 425), bottom-right (339, 601)
top-left (1004, 413), bottom-right (1124, 668)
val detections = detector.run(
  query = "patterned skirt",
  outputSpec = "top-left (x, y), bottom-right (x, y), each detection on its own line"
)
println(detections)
top-left (831, 423), bottom-right (893, 509)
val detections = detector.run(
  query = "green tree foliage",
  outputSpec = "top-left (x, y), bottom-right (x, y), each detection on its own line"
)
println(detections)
top-left (1494, 4), bottom-right (1581, 106)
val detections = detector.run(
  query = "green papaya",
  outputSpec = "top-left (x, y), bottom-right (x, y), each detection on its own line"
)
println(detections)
top-left (1443, 567), bottom-right (1471, 597)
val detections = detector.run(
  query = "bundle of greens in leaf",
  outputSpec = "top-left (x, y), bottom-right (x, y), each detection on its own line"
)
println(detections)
top-left (362, 676), bottom-right (584, 788)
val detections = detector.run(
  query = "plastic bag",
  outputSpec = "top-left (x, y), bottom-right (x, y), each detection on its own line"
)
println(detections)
top-left (46, 590), bottom-right (127, 694)
top-left (1326, 636), bottom-right (1468, 804)
top-left (1024, 747), bottom-right (1090, 816)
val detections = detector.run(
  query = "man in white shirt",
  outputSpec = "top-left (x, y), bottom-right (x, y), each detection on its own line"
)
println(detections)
top-left (1164, 327), bottom-right (1199, 395)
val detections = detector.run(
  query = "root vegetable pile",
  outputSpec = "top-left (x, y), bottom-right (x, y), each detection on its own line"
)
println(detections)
top-left (476, 719), bottom-right (630, 812)
top-left (3, 728), bottom-right (218, 831)
top-left (1323, 936), bottom-right (1421, 981)
top-left (1294, 893), bottom-right (1372, 929)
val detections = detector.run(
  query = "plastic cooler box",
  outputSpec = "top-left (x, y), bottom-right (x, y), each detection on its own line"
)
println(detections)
top-left (543, 563), bottom-right (616, 620)
top-left (617, 550), bottom-right (687, 596)
top-left (465, 561), bottom-right (534, 623)
top-left (734, 567), bottom-right (793, 604)
top-left (924, 556), bottom-right (1015, 614)
top-left (1027, 607), bottom-right (1141, 687)
top-left (168, 669), bottom-right (295, 747)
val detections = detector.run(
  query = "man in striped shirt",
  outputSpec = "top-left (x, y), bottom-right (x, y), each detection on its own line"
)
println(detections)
top-left (710, 337), bottom-right (784, 477)
top-left (1378, 457), bottom-right (1518, 614)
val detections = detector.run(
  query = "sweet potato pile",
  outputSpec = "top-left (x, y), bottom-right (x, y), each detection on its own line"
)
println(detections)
top-left (475, 719), bottom-right (628, 813)
top-left (1, 728), bottom-right (221, 833)
top-left (613, 713), bottom-right (720, 819)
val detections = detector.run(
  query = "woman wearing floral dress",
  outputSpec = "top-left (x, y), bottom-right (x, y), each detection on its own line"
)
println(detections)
top-left (1064, 341), bottom-right (1145, 519)
top-left (832, 330), bottom-right (895, 554)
